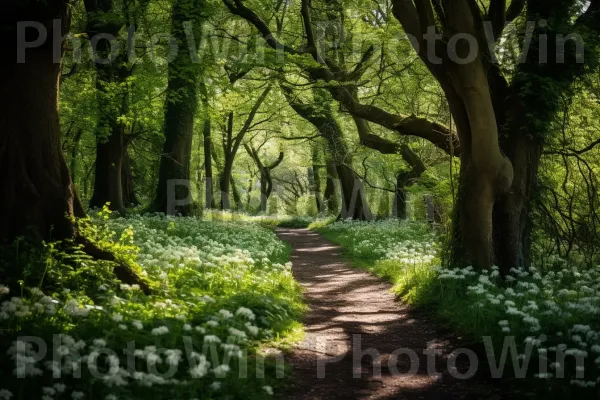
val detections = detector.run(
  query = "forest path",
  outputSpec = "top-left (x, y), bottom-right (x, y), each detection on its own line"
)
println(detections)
top-left (276, 228), bottom-right (506, 400)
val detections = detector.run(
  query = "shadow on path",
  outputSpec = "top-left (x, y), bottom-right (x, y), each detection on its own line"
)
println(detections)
top-left (276, 228), bottom-right (510, 400)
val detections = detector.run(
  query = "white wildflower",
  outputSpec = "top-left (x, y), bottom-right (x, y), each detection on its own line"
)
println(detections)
top-left (132, 320), bottom-right (143, 330)
top-left (217, 309), bottom-right (233, 319)
top-left (263, 385), bottom-right (274, 395)
top-left (213, 364), bottom-right (230, 376)
top-left (235, 307), bottom-right (255, 320)
top-left (0, 390), bottom-right (13, 400)
top-left (151, 326), bottom-right (169, 336)
top-left (204, 335), bottom-right (221, 344)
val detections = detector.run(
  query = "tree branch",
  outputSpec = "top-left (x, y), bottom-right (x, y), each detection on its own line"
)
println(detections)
top-left (222, 0), bottom-right (301, 55)
top-left (226, 0), bottom-right (460, 155)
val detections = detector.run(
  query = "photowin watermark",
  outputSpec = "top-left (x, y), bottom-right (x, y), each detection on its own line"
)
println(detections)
top-left (11, 334), bottom-right (284, 381)
top-left (8, 333), bottom-right (588, 382)
top-left (15, 19), bottom-right (586, 66)
top-left (164, 177), bottom-right (376, 220)
top-left (311, 334), bottom-right (586, 380)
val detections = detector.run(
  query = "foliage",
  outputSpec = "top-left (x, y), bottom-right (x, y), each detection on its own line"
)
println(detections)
top-left (0, 215), bottom-right (303, 400)
top-left (318, 219), bottom-right (600, 397)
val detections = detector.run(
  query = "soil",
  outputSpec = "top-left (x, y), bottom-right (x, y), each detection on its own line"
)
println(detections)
top-left (276, 228), bottom-right (512, 400)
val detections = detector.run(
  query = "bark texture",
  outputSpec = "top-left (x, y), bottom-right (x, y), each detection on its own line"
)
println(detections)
top-left (0, 1), bottom-right (79, 242)
top-left (151, 0), bottom-right (204, 215)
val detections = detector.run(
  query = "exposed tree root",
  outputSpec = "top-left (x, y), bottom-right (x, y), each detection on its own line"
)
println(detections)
top-left (77, 238), bottom-right (152, 295)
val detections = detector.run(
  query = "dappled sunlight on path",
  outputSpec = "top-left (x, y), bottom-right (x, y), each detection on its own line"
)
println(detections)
top-left (277, 229), bottom-right (506, 400)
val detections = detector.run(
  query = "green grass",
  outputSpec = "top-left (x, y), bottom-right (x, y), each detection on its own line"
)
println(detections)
top-left (316, 219), bottom-right (600, 398)
top-left (0, 211), bottom-right (305, 400)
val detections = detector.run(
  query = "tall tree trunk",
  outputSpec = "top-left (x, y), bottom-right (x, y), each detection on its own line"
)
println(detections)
top-left (324, 157), bottom-right (339, 215)
top-left (121, 147), bottom-right (140, 207)
top-left (311, 145), bottom-right (323, 213)
top-left (200, 82), bottom-right (216, 209)
top-left (150, 0), bottom-right (203, 215)
top-left (0, 1), bottom-right (81, 243)
top-left (85, 0), bottom-right (130, 215)
top-left (230, 176), bottom-right (242, 210)
top-left (393, 187), bottom-right (407, 219)
top-left (259, 170), bottom-right (269, 213)
top-left (219, 157), bottom-right (233, 210)
top-left (89, 128), bottom-right (126, 213)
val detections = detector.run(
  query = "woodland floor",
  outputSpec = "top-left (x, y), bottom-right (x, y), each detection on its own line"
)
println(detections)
top-left (276, 228), bottom-right (512, 400)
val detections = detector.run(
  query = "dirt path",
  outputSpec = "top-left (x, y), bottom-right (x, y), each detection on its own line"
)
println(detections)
top-left (276, 228), bottom-right (506, 400)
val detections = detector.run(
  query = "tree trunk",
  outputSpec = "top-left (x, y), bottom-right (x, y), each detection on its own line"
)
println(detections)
top-left (219, 157), bottom-right (233, 210)
top-left (201, 84), bottom-right (216, 209)
top-left (89, 128), bottom-right (126, 213)
top-left (121, 147), bottom-right (140, 207)
top-left (150, 0), bottom-right (203, 215)
top-left (85, 0), bottom-right (130, 215)
top-left (311, 146), bottom-right (323, 213)
top-left (283, 88), bottom-right (371, 220)
top-left (393, 186), bottom-right (407, 220)
top-left (492, 94), bottom-right (544, 273)
top-left (259, 170), bottom-right (269, 213)
top-left (450, 151), bottom-right (512, 269)
top-left (324, 158), bottom-right (339, 215)
top-left (230, 176), bottom-right (242, 210)
top-left (0, 2), bottom-right (81, 243)
top-left (337, 164), bottom-right (372, 220)
top-left (246, 178), bottom-right (254, 210)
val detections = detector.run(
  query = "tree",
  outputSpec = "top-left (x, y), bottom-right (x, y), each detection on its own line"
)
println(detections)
top-left (1, 1), bottom-right (81, 243)
top-left (200, 81), bottom-right (217, 208)
top-left (282, 87), bottom-right (373, 219)
top-left (389, 0), bottom-right (600, 270)
top-left (150, 0), bottom-right (205, 215)
top-left (244, 144), bottom-right (284, 213)
top-left (222, 0), bottom-right (600, 270)
top-left (218, 85), bottom-right (272, 210)
top-left (84, 0), bottom-right (149, 213)
top-left (1, 0), bottom-right (149, 291)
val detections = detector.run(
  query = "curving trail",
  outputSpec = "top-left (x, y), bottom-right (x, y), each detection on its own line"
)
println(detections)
top-left (276, 228), bottom-right (507, 400)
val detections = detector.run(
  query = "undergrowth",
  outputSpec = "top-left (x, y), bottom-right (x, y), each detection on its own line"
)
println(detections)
top-left (0, 208), bottom-right (304, 400)
top-left (318, 219), bottom-right (600, 399)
